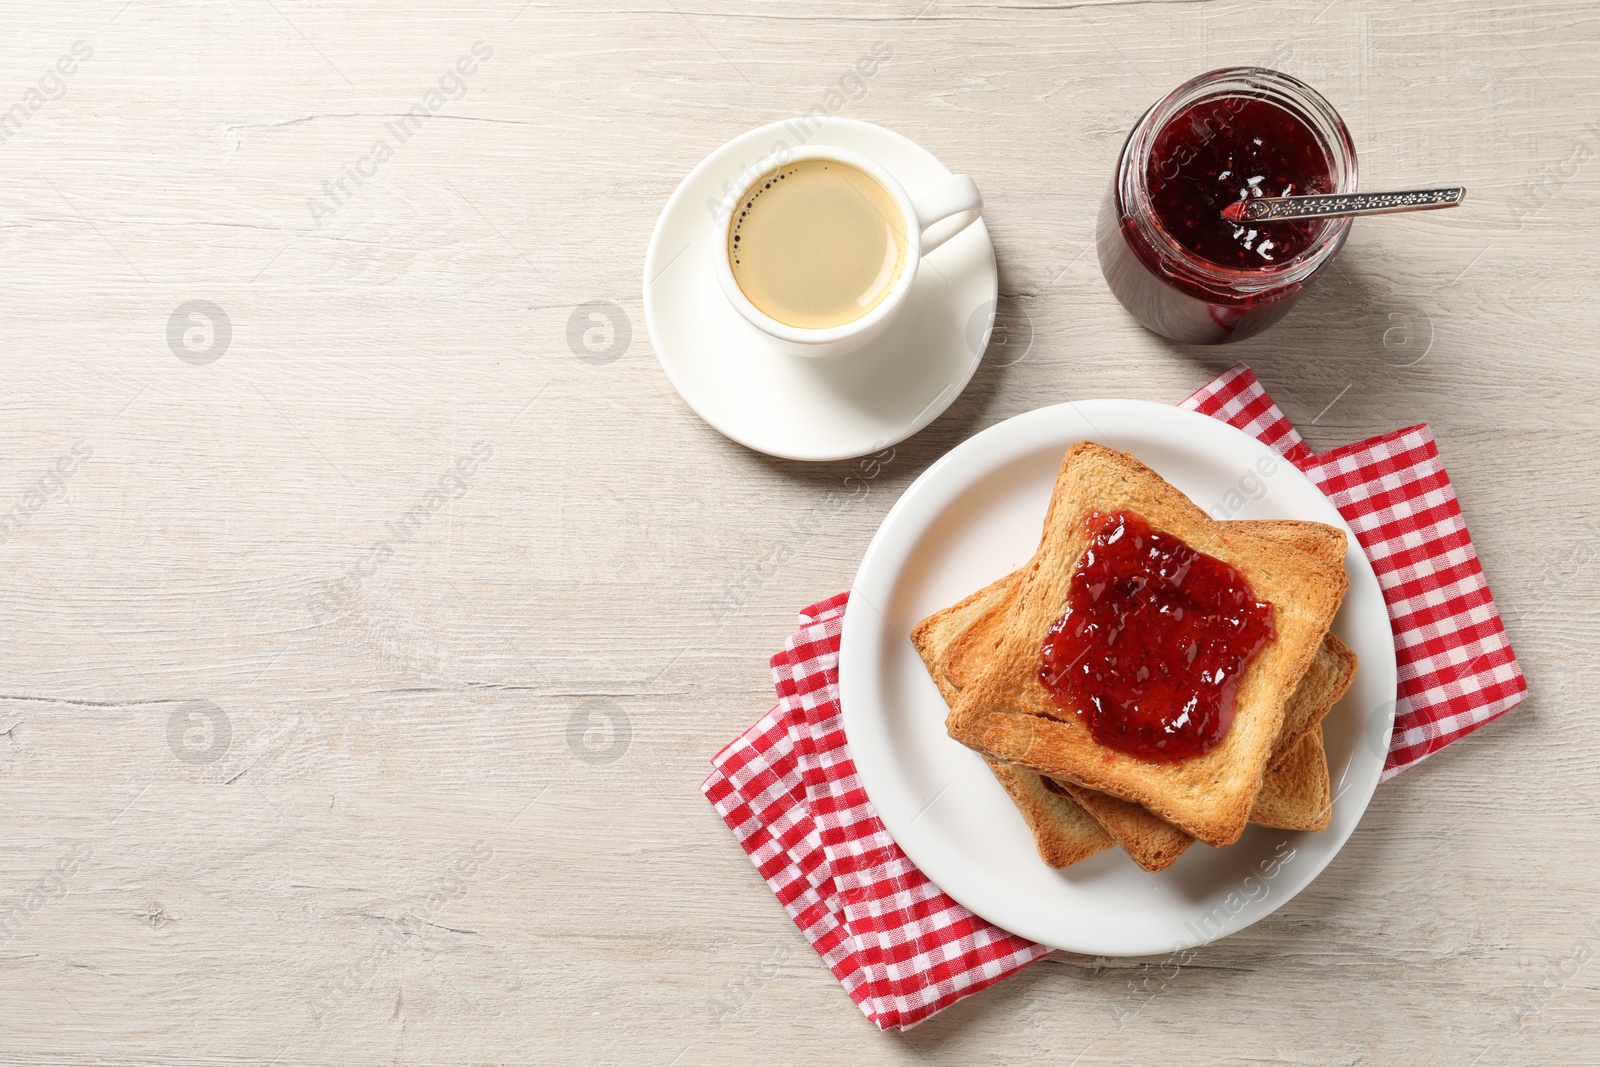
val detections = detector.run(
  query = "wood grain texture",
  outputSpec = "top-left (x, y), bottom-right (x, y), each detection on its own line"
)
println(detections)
top-left (0, 1), bottom-right (1595, 1063)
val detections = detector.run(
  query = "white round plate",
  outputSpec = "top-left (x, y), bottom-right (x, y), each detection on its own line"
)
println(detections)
top-left (838, 401), bottom-right (1398, 957)
top-left (643, 118), bottom-right (997, 462)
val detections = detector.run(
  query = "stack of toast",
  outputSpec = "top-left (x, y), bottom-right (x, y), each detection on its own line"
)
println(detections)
top-left (911, 442), bottom-right (1356, 872)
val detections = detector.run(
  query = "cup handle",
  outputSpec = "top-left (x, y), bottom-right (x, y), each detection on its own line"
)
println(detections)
top-left (911, 175), bottom-right (983, 256)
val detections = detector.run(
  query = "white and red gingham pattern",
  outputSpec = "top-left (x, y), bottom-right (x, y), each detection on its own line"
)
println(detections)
top-left (704, 593), bottom-right (1049, 1030)
top-left (702, 364), bottom-right (1525, 1029)
top-left (1179, 364), bottom-right (1526, 779)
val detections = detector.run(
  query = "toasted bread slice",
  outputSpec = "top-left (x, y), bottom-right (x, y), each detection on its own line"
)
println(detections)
top-left (914, 552), bottom-right (1353, 870)
top-left (1058, 632), bottom-right (1352, 868)
top-left (1054, 576), bottom-right (1355, 869)
top-left (945, 442), bottom-right (1350, 848)
top-left (1269, 728), bottom-right (1331, 829)
top-left (1254, 726), bottom-right (1331, 831)
top-left (1250, 724), bottom-right (1333, 831)
top-left (910, 576), bottom-right (1113, 868)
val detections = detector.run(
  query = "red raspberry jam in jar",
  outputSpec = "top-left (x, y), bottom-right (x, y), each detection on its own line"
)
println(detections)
top-left (1038, 511), bottom-right (1276, 763)
top-left (1096, 68), bottom-right (1357, 345)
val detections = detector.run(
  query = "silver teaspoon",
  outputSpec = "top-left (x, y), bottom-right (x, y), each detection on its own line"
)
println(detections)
top-left (1221, 186), bottom-right (1466, 224)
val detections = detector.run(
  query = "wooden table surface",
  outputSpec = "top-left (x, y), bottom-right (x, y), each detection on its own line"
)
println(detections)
top-left (2, 2), bottom-right (1595, 1063)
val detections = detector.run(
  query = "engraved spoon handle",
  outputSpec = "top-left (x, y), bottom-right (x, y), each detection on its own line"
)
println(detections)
top-left (1224, 186), bottom-right (1467, 223)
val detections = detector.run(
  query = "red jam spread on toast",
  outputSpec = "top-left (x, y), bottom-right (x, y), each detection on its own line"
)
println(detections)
top-left (1038, 510), bottom-right (1275, 763)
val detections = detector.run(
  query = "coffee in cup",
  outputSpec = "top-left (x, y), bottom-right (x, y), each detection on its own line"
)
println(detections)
top-left (713, 143), bottom-right (983, 358)
top-left (728, 160), bottom-right (908, 330)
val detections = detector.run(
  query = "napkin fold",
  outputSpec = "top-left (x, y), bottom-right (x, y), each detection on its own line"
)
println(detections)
top-left (702, 363), bottom-right (1526, 1029)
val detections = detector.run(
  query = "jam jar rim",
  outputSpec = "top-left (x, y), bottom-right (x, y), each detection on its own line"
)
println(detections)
top-left (1114, 66), bottom-right (1360, 297)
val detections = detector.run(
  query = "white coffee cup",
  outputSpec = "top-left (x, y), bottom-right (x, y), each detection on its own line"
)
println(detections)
top-left (713, 144), bottom-right (983, 358)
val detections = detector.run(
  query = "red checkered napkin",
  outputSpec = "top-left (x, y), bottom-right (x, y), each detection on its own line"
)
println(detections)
top-left (704, 593), bottom-right (1049, 1030)
top-left (701, 363), bottom-right (1525, 1029)
top-left (1182, 364), bottom-right (1526, 778)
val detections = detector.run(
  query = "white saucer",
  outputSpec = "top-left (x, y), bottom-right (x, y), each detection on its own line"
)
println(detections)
top-left (643, 118), bottom-right (997, 462)
top-left (838, 401), bottom-right (1398, 956)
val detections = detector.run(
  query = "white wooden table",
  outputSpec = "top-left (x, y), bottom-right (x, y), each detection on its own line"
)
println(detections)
top-left (1, 2), bottom-right (1595, 1063)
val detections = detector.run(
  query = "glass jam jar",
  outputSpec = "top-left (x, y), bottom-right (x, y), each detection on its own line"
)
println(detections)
top-left (1096, 68), bottom-right (1358, 345)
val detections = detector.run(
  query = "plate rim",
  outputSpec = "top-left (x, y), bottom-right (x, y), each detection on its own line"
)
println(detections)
top-left (641, 116), bottom-right (996, 463)
top-left (838, 398), bottom-right (1398, 955)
